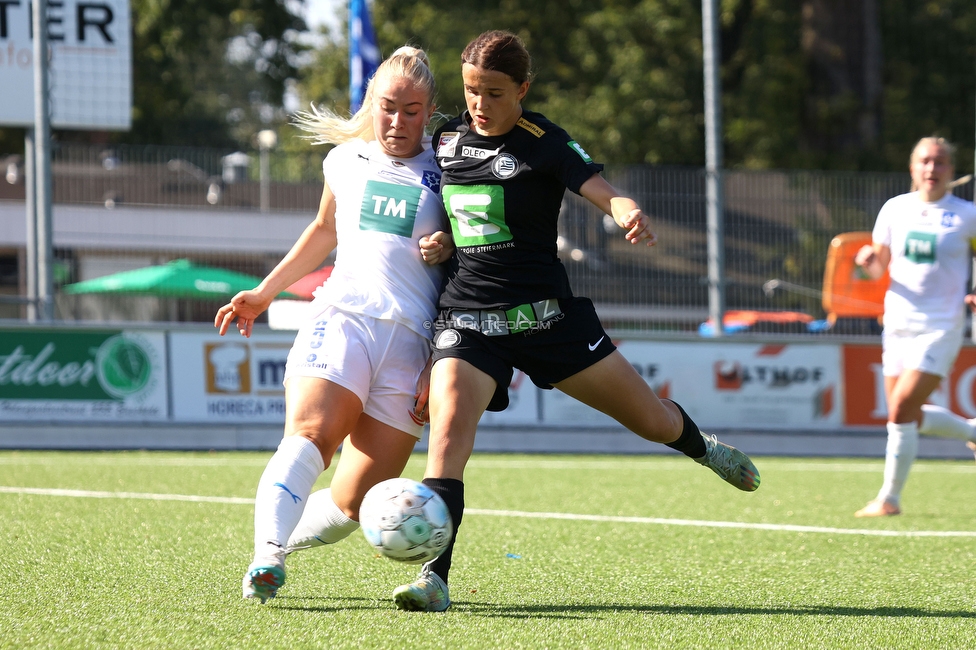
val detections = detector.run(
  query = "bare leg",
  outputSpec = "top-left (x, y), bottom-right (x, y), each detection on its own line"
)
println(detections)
top-left (553, 350), bottom-right (681, 443)
top-left (857, 370), bottom-right (942, 516)
top-left (393, 358), bottom-right (495, 611)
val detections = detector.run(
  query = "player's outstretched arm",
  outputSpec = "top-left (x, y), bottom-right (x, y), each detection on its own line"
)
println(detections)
top-left (214, 180), bottom-right (339, 338)
top-left (579, 174), bottom-right (657, 246)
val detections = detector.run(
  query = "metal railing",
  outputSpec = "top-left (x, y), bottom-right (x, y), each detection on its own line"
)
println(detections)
top-left (2, 143), bottom-right (972, 334)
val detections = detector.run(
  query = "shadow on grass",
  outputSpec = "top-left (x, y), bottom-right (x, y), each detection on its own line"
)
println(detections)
top-left (453, 603), bottom-right (976, 620)
top-left (268, 597), bottom-right (976, 620)
top-left (271, 595), bottom-right (394, 613)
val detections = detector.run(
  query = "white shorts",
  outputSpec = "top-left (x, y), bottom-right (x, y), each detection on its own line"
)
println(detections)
top-left (284, 303), bottom-right (429, 437)
top-left (881, 326), bottom-right (963, 378)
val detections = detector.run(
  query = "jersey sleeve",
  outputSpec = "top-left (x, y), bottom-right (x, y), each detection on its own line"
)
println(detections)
top-left (541, 126), bottom-right (604, 194)
top-left (872, 198), bottom-right (895, 248)
top-left (321, 143), bottom-right (344, 186)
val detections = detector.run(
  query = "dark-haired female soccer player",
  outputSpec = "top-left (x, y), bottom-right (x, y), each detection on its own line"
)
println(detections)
top-left (392, 30), bottom-right (761, 612)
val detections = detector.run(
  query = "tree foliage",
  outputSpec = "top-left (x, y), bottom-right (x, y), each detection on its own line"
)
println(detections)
top-left (295, 0), bottom-right (973, 172)
top-left (125, 0), bottom-right (308, 148)
top-left (1, 0), bottom-right (973, 174)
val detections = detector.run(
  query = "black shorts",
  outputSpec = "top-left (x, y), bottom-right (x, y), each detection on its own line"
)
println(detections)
top-left (430, 297), bottom-right (616, 411)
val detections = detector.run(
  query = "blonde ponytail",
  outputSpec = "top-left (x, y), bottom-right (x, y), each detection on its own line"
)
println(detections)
top-left (293, 46), bottom-right (436, 146)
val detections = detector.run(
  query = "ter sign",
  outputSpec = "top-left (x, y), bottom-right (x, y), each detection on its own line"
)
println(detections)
top-left (0, 0), bottom-right (131, 130)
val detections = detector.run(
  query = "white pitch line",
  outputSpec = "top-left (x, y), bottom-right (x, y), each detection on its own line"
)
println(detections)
top-left (464, 509), bottom-right (976, 538)
top-left (0, 486), bottom-right (253, 504)
top-left (3, 486), bottom-right (974, 538)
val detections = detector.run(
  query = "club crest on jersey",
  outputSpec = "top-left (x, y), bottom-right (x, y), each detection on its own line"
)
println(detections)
top-left (422, 170), bottom-right (441, 193)
top-left (435, 329), bottom-right (461, 349)
top-left (437, 132), bottom-right (460, 158)
top-left (491, 153), bottom-right (520, 179)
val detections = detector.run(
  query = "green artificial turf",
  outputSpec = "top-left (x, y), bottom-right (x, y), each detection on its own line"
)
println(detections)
top-left (1, 451), bottom-right (974, 649)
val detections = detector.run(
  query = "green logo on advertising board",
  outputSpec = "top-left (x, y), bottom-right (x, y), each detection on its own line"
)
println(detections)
top-left (0, 331), bottom-right (158, 401)
top-left (94, 334), bottom-right (153, 398)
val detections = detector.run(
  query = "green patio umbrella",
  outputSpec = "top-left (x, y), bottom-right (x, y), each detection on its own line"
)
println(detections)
top-left (63, 259), bottom-right (296, 299)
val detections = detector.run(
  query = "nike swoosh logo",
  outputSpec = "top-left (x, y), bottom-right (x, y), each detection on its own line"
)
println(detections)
top-left (439, 160), bottom-right (464, 167)
top-left (588, 336), bottom-right (605, 352)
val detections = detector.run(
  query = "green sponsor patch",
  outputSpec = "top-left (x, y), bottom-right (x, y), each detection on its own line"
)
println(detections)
top-left (904, 231), bottom-right (936, 264)
top-left (360, 180), bottom-right (421, 237)
top-left (443, 184), bottom-right (513, 247)
top-left (568, 141), bottom-right (593, 163)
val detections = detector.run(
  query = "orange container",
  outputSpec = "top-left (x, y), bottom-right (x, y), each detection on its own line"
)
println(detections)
top-left (822, 232), bottom-right (888, 324)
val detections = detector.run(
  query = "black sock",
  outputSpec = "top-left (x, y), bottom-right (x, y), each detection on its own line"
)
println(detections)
top-left (663, 400), bottom-right (707, 459)
top-left (422, 477), bottom-right (464, 584)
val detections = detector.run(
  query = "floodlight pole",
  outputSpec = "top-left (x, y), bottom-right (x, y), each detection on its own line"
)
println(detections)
top-left (32, 0), bottom-right (55, 321)
top-left (702, 0), bottom-right (726, 336)
top-left (24, 128), bottom-right (38, 321)
top-left (258, 129), bottom-right (277, 213)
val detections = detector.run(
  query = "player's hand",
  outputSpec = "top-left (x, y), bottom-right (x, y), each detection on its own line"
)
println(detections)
top-left (854, 244), bottom-right (876, 268)
top-left (214, 289), bottom-right (272, 338)
top-left (619, 209), bottom-right (657, 246)
top-left (966, 293), bottom-right (976, 313)
top-left (420, 230), bottom-right (454, 265)
top-left (409, 356), bottom-right (433, 425)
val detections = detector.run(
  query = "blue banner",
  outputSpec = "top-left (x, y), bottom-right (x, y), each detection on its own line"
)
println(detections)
top-left (349, 0), bottom-right (380, 113)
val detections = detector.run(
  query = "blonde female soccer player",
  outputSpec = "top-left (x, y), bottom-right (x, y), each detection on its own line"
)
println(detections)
top-left (853, 136), bottom-right (976, 517)
top-left (215, 46), bottom-right (452, 602)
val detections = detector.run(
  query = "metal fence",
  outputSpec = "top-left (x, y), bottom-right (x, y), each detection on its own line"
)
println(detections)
top-left (2, 142), bottom-right (972, 334)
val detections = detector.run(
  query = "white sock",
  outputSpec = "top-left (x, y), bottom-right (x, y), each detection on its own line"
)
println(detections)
top-left (287, 488), bottom-right (361, 551)
top-left (919, 404), bottom-right (976, 442)
top-left (252, 436), bottom-right (325, 566)
top-left (876, 421), bottom-right (918, 507)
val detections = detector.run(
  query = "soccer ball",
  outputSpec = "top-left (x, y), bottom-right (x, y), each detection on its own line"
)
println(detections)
top-left (359, 478), bottom-right (452, 564)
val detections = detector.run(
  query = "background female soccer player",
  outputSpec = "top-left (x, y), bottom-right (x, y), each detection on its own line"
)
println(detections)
top-left (853, 136), bottom-right (976, 517)
top-left (392, 30), bottom-right (761, 612)
top-left (214, 46), bottom-right (452, 602)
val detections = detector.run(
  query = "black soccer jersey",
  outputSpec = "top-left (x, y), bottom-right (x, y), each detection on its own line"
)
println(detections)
top-left (433, 110), bottom-right (604, 310)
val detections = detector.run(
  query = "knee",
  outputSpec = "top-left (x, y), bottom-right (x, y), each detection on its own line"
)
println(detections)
top-left (886, 399), bottom-right (921, 425)
top-left (284, 430), bottom-right (337, 467)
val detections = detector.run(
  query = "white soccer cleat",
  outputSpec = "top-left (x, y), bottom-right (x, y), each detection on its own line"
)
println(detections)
top-left (392, 563), bottom-right (450, 612)
top-left (242, 565), bottom-right (286, 603)
top-left (695, 433), bottom-right (761, 491)
top-left (243, 542), bottom-right (287, 603)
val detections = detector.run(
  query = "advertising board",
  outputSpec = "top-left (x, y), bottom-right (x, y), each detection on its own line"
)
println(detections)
top-left (0, 328), bottom-right (167, 421)
top-left (542, 340), bottom-right (843, 430)
top-left (169, 331), bottom-right (295, 423)
top-left (0, 0), bottom-right (131, 129)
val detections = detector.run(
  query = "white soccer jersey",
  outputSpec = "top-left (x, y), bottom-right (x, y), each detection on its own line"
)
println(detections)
top-left (314, 139), bottom-right (447, 337)
top-left (873, 191), bottom-right (976, 331)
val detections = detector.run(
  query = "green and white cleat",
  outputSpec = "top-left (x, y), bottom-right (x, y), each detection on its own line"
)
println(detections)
top-left (696, 433), bottom-right (761, 492)
top-left (242, 565), bottom-right (286, 604)
top-left (393, 564), bottom-right (450, 612)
